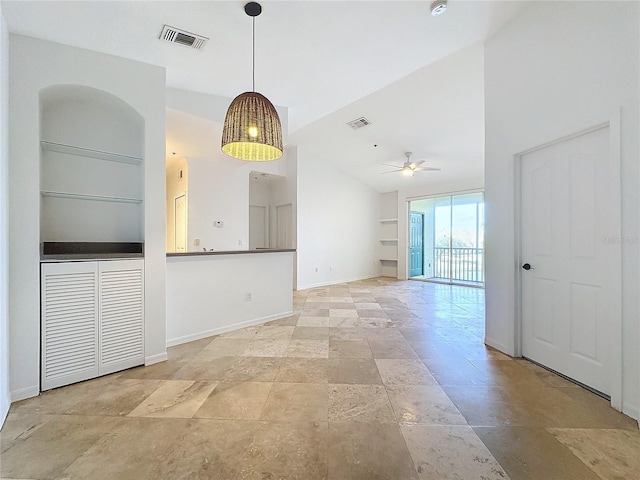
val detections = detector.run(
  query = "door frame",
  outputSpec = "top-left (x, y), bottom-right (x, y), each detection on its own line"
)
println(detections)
top-left (514, 112), bottom-right (622, 411)
top-left (249, 204), bottom-right (269, 249)
top-left (409, 211), bottom-right (424, 278)
top-left (174, 194), bottom-right (187, 252)
top-left (275, 202), bottom-right (293, 249)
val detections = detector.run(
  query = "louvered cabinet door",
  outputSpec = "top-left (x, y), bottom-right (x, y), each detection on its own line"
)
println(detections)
top-left (98, 259), bottom-right (145, 375)
top-left (41, 262), bottom-right (99, 391)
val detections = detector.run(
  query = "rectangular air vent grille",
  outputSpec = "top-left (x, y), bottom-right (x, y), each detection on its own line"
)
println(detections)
top-left (346, 117), bottom-right (372, 130)
top-left (160, 25), bottom-right (208, 50)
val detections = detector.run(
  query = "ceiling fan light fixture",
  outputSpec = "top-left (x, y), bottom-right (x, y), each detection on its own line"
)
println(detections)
top-left (221, 2), bottom-right (283, 162)
top-left (381, 151), bottom-right (440, 176)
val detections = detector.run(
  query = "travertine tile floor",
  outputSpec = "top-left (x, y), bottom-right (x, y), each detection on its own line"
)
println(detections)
top-left (1, 278), bottom-right (639, 479)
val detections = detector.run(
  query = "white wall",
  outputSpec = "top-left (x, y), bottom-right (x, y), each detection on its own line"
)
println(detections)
top-left (186, 155), bottom-right (289, 251)
top-left (8, 35), bottom-right (167, 401)
top-left (295, 147), bottom-right (380, 289)
top-left (0, 4), bottom-right (10, 426)
top-left (271, 146), bottom-right (298, 254)
top-left (484, 1), bottom-right (639, 419)
top-left (166, 252), bottom-right (294, 345)
top-left (249, 175), bottom-right (271, 205)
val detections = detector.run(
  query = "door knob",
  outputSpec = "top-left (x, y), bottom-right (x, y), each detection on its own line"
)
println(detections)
top-left (522, 263), bottom-right (533, 271)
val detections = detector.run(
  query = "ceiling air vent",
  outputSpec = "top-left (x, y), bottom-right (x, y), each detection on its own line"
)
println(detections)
top-left (160, 25), bottom-right (208, 50)
top-left (346, 117), bottom-right (372, 130)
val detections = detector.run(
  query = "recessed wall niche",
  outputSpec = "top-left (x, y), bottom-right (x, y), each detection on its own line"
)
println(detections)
top-left (40, 85), bottom-right (145, 243)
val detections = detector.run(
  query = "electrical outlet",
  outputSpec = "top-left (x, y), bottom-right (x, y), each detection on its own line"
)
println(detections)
top-left (245, 292), bottom-right (252, 301)
top-left (314, 267), bottom-right (318, 273)
top-left (194, 238), bottom-right (200, 246)
top-left (238, 239), bottom-right (243, 246)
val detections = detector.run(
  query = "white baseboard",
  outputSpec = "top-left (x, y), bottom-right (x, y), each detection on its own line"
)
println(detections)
top-left (11, 385), bottom-right (39, 403)
top-left (145, 352), bottom-right (168, 366)
top-left (297, 274), bottom-right (379, 291)
top-left (622, 401), bottom-right (639, 424)
top-left (166, 311), bottom-right (294, 347)
top-left (0, 396), bottom-right (9, 429)
top-left (484, 337), bottom-right (515, 357)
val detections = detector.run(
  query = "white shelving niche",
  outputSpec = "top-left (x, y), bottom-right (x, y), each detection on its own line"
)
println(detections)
top-left (378, 192), bottom-right (399, 278)
top-left (40, 141), bottom-right (143, 242)
top-left (379, 219), bottom-right (398, 261)
top-left (38, 86), bottom-right (147, 391)
top-left (39, 85), bottom-right (145, 243)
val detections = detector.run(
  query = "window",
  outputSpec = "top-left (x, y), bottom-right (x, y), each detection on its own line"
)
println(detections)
top-left (409, 192), bottom-right (484, 286)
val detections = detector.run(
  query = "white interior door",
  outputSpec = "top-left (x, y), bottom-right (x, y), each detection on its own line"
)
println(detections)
top-left (521, 125), bottom-right (618, 395)
top-left (276, 203), bottom-right (293, 249)
top-left (174, 195), bottom-right (186, 252)
top-left (249, 205), bottom-right (268, 249)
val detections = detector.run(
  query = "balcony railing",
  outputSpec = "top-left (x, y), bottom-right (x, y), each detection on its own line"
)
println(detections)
top-left (433, 247), bottom-right (484, 283)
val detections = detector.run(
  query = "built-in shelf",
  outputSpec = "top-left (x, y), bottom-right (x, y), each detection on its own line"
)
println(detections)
top-left (379, 218), bottom-right (398, 223)
top-left (379, 238), bottom-right (398, 242)
top-left (41, 141), bottom-right (143, 165)
top-left (41, 191), bottom-right (143, 204)
top-left (379, 258), bottom-right (398, 262)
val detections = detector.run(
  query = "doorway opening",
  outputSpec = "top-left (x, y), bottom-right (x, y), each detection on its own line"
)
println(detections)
top-left (249, 171), bottom-right (292, 250)
top-left (174, 194), bottom-right (187, 252)
top-left (408, 192), bottom-right (484, 287)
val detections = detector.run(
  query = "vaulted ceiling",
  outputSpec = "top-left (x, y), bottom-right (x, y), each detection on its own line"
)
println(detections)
top-left (3, 0), bottom-right (530, 192)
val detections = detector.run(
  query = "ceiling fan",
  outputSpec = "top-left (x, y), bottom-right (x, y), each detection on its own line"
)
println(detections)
top-left (382, 152), bottom-right (441, 177)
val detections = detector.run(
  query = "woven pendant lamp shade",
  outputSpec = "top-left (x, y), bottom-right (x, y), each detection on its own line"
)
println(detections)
top-left (222, 91), bottom-right (283, 161)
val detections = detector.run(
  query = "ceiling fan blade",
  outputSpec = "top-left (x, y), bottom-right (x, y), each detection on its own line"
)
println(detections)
top-left (381, 169), bottom-right (403, 174)
top-left (381, 163), bottom-right (403, 169)
top-left (413, 166), bottom-right (441, 172)
top-left (410, 160), bottom-right (425, 168)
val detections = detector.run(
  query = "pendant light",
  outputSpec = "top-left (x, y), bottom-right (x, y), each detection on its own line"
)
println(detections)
top-left (222, 2), bottom-right (283, 161)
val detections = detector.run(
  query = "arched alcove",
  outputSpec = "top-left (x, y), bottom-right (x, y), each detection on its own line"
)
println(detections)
top-left (39, 85), bottom-right (145, 243)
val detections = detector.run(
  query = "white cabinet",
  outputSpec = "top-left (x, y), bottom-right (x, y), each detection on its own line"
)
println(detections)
top-left (40, 262), bottom-right (99, 390)
top-left (98, 260), bottom-right (145, 376)
top-left (41, 259), bottom-right (144, 390)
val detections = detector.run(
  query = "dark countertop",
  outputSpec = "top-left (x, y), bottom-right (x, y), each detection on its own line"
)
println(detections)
top-left (41, 253), bottom-right (144, 262)
top-left (40, 242), bottom-right (144, 262)
top-left (167, 249), bottom-right (296, 257)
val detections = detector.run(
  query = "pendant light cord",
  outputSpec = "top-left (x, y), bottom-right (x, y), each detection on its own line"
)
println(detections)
top-left (252, 16), bottom-right (256, 92)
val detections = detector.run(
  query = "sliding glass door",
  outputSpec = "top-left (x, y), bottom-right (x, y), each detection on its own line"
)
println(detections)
top-left (409, 192), bottom-right (484, 286)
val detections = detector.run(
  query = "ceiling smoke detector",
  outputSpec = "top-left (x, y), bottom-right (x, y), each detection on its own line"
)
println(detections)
top-left (430, 0), bottom-right (448, 16)
top-left (160, 25), bottom-right (208, 49)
